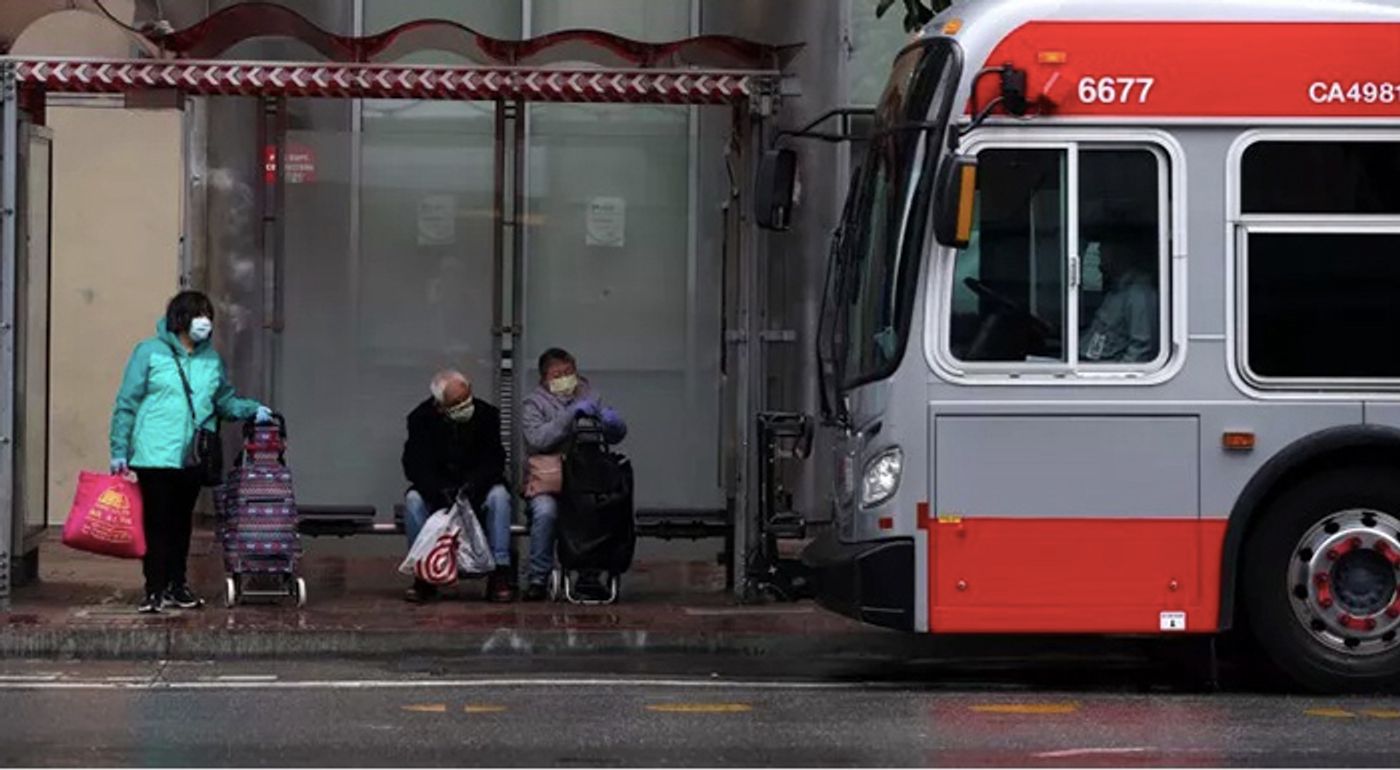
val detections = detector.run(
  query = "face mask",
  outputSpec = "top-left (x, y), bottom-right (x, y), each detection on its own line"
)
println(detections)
top-left (548, 374), bottom-right (578, 397)
top-left (446, 399), bottom-right (475, 423)
top-left (189, 316), bottom-right (213, 342)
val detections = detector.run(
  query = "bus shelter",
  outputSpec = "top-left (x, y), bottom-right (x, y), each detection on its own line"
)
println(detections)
top-left (0, 8), bottom-right (797, 608)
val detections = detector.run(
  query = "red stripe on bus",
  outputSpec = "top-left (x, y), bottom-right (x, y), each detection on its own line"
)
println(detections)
top-left (970, 22), bottom-right (1400, 118)
top-left (927, 517), bottom-right (1227, 633)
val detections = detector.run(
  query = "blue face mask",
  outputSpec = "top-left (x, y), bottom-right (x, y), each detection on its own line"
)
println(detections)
top-left (189, 316), bottom-right (213, 342)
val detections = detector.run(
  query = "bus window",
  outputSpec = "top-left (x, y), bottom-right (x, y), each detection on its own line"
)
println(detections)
top-left (1078, 149), bottom-right (1163, 366)
top-left (1247, 232), bottom-right (1400, 379)
top-left (1243, 141), bottom-right (1400, 215)
top-left (1239, 139), bottom-right (1400, 384)
top-left (947, 144), bottom-right (1168, 372)
top-left (948, 148), bottom-right (1068, 364)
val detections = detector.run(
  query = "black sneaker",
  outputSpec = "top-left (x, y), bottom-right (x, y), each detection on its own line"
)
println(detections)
top-left (486, 570), bottom-right (516, 603)
top-left (163, 585), bottom-right (206, 610)
top-left (404, 580), bottom-right (439, 604)
top-left (522, 582), bottom-right (549, 602)
top-left (137, 593), bottom-right (163, 614)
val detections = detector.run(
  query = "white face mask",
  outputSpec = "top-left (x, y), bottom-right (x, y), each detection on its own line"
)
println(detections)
top-left (445, 398), bottom-right (475, 423)
top-left (189, 316), bottom-right (213, 342)
top-left (548, 374), bottom-right (578, 397)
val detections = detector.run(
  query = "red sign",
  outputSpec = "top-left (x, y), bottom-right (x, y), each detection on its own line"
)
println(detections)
top-left (262, 143), bottom-right (317, 184)
top-left (971, 22), bottom-right (1400, 118)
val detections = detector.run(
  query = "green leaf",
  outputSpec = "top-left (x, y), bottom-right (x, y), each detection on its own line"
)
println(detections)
top-left (875, 0), bottom-right (955, 31)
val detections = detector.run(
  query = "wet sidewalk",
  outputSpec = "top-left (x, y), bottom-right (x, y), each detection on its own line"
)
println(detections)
top-left (1, 530), bottom-right (889, 660)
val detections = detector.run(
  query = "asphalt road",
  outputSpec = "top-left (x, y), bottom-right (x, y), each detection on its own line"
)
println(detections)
top-left (0, 656), bottom-right (1397, 767)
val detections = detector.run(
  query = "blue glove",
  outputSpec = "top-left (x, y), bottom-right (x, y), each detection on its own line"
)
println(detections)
top-left (254, 405), bottom-right (275, 424)
top-left (601, 408), bottom-right (627, 441)
top-left (109, 458), bottom-right (129, 476)
top-left (571, 399), bottom-right (598, 417)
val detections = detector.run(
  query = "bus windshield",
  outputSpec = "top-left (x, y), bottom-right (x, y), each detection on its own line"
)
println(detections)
top-left (819, 37), bottom-right (961, 420)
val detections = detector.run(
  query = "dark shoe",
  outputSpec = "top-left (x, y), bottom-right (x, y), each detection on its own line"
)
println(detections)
top-left (487, 570), bottom-right (516, 603)
top-left (522, 582), bottom-right (549, 602)
top-left (163, 584), bottom-right (205, 610)
top-left (137, 593), bottom-right (163, 614)
top-left (404, 580), bottom-right (439, 604)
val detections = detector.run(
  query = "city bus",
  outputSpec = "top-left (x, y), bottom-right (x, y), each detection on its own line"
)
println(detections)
top-left (798, 0), bottom-right (1400, 692)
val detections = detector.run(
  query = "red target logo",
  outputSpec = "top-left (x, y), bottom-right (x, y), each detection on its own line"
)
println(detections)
top-left (414, 534), bottom-right (459, 586)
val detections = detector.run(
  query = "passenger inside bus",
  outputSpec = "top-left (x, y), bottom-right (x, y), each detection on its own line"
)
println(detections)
top-left (1079, 228), bottom-right (1160, 363)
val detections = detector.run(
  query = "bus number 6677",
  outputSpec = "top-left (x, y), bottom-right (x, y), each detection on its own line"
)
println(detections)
top-left (1078, 76), bottom-right (1156, 104)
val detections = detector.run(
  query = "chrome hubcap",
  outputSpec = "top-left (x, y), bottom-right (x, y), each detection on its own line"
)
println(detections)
top-left (1289, 509), bottom-right (1400, 656)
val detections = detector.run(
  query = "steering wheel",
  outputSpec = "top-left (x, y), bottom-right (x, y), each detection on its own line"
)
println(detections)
top-left (963, 277), bottom-right (1054, 336)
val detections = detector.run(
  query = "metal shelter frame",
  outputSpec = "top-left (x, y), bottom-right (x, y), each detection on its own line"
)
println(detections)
top-left (0, 53), bottom-right (785, 608)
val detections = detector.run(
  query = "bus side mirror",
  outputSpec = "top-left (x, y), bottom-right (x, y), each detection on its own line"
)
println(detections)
top-left (933, 155), bottom-right (978, 249)
top-left (755, 148), bottom-right (797, 231)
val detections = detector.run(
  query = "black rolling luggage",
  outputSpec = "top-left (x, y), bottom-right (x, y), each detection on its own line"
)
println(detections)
top-left (553, 417), bottom-right (634, 604)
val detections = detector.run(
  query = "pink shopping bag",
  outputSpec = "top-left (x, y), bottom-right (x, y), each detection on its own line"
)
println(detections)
top-left (61, 471), bottom-right (147, 559)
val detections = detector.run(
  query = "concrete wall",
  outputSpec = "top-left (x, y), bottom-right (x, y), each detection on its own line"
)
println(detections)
top-left (45, 105), bottom-right (185, 525)
top-left (3, 4), bottom-right (185, 531)
top-left (5, 1), bottom-right (144, 59)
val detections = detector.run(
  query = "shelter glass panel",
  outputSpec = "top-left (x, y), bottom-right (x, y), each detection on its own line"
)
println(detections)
top-left (523, 1), bottom-right (722, 513)
top-left (524, 102), bottom-right (721, 512)
top-left (267, 94), bottom-right (499, 519)
top-left (364, 0), bottom-right (521, 40)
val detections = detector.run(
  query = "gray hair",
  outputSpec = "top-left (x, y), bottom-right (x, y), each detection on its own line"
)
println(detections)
top-left (429, 370), bottom-right (471, 403)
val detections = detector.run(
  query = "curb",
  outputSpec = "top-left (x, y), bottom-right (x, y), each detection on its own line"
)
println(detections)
top-left (0, 625), bottom-right (919, 661)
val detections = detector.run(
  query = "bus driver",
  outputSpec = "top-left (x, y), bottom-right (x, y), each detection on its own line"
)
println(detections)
top-left (1080, 229), bottom-right (1160, 364)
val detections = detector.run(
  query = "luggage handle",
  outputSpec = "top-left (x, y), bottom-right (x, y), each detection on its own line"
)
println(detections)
top-left (572, 414), bottom-right (608, 446)
top-left (243, 411), bottom-right (288, 440)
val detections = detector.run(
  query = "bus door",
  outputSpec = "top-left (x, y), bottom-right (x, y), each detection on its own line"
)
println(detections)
top-left (929, 138), bottom-right (1206, 634)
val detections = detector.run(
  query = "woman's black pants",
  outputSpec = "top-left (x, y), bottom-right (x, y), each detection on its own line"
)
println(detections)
top-left (132, 467), bottom-right (202, 596)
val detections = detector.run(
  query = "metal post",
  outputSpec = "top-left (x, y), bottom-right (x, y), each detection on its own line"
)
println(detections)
top-left (491, 99), bottom-right (511, 468)
top-left (0, 64), bottom-right (19, 608)
top-left (258, 96), bottom-right (286, 405)
top-left (492, 98), bottom-right (527, 487)
top-left (180, 96), bottom-right (202, 287)
top-left (510, 99), bottom-right (526, 472)
top-left (729, 104), bottom-right (767, 598)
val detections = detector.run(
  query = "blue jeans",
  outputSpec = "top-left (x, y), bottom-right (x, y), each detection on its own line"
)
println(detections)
top-left (526, 494), bottom-right (559, 585)
top-left (404, 486), bottom-right (513, 566)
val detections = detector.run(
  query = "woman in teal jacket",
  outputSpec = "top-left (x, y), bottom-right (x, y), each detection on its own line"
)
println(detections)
top-left (109, 291), bottom-right (272, 614)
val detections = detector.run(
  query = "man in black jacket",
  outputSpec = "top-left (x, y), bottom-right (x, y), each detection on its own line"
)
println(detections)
top-left (402, 370), bottom-right (514, 603)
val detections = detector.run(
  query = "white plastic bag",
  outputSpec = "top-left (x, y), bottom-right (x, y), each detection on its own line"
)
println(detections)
top-left (398, 509), bottom-right (460, 585)
top-left (453, 499), bottom-right (496, 576)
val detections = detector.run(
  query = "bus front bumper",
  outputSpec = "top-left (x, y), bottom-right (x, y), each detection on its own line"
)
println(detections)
top-left (801, 533), bottom-right (914, 632)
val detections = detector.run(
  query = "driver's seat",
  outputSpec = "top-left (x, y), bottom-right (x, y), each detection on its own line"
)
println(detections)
top-left (964, 312), bottom-right (1031, 361)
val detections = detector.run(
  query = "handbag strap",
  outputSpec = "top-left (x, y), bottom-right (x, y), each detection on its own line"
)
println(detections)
top-left (163, 341), bottom-right (210, 431)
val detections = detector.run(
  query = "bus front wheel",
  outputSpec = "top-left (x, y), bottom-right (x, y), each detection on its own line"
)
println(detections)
top-left (1243, 466), bottom-right (1400, 693)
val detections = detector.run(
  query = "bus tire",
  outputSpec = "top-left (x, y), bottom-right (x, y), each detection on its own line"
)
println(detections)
top-left (1242, 466), bottom-right (1400, 694)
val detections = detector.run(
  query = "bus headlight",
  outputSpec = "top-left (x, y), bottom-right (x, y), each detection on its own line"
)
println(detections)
top-left (860, 448), bottom-right (903, 508)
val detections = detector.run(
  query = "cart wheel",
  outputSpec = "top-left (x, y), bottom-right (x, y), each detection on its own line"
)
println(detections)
top-left (549, 569), bottom-right (563, 602)
top-left (293, 577), bottom-right (307, 608)
top-left (224, 576), bottom-right (239, 608)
